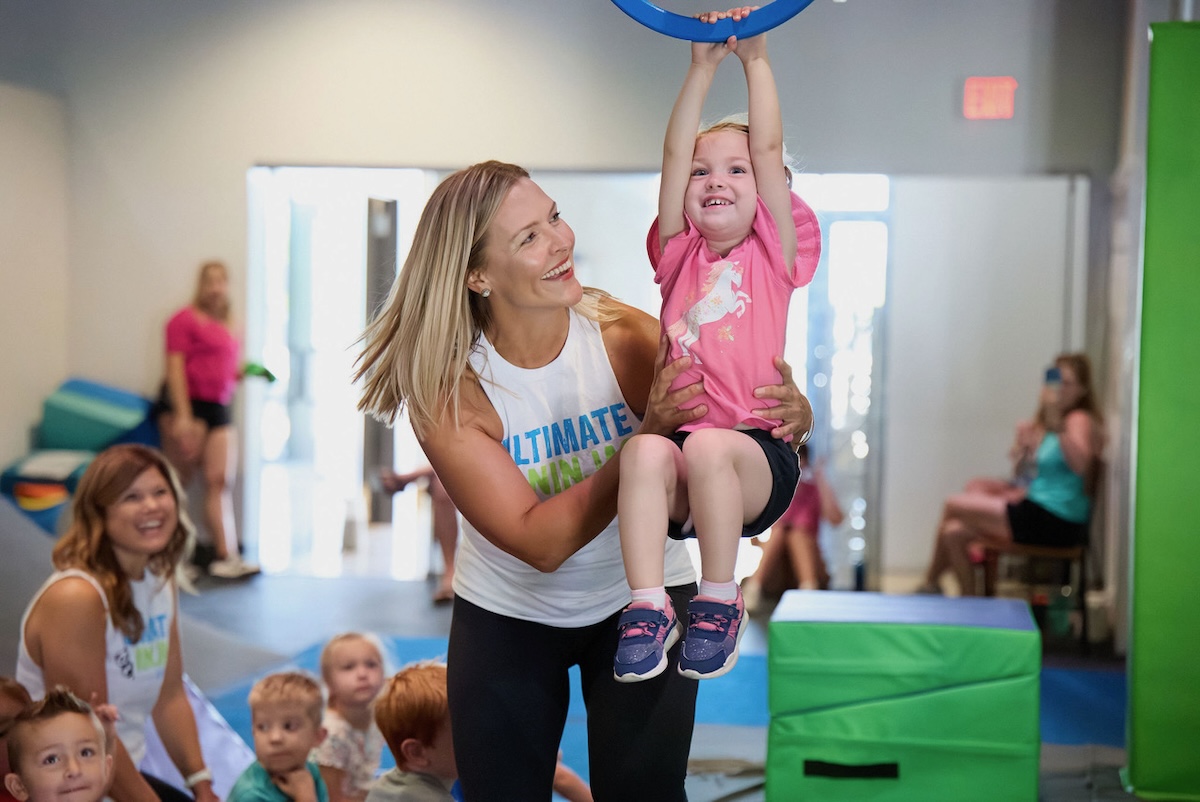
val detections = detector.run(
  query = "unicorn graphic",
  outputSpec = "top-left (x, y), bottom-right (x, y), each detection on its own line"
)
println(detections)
top-left (665, 259), bottom-right (750, 365)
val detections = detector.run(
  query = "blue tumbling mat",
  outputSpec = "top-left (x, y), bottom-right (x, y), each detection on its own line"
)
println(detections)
top-left (207, 635), bottom-right (1125, 789)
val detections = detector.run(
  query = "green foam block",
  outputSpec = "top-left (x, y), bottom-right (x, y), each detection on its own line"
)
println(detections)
top-left (767, 591), bottom-right (1040, 802)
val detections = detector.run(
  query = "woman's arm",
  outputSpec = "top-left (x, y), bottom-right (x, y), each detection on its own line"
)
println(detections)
top-left (152, 592), bottom-right (219, 802)
top-left (164, 351), bottom-right (203, 462)
top-left (421, 387), bottom-right (620, 574)
top-left (1058, 409), bottom-right (1099, 479)
top-left (421, 305), bottom-right (701, 574)
top-left (28, 578), bottom-right (159, 802)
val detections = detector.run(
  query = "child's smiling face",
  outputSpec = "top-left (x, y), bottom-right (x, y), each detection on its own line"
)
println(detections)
top-left (685, 130), bottom-right (759, 252)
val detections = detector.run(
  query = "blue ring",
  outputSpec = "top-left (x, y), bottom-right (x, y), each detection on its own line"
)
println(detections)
top-left (610, 0), bottom-right (815, 42)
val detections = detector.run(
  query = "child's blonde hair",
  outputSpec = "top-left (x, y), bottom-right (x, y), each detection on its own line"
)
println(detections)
top-left (248, 671), bottom-right (325, 727)
top-left (373, 661), bottom-right (449, 771)
top-left (5, 688), bottom-right (106, 772)
top-left (318, 632), bottom-right (386, 688)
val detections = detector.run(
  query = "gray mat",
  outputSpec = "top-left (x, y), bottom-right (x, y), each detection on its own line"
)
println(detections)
top-left (1, 496), bottom-right (55, 674)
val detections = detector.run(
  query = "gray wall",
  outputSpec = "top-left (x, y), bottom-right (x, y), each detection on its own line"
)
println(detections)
top-left (0, 83), bottom-right (69, 465)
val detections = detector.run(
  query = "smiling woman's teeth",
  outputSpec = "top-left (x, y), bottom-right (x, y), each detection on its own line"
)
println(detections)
top-left (542, 261), bottom-right (573, 279)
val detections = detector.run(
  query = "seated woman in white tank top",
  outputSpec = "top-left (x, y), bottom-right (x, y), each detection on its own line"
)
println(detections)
top-left (16, 444), bottom-right (217, 802)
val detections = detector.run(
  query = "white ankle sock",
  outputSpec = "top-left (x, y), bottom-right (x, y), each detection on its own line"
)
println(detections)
top-left (699, 579), bottom-right (738, 601)
top-left (631, 587), bottom-right (668, 608)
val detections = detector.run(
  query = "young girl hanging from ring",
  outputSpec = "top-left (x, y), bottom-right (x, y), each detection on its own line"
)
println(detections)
top-left (614, 6), bottom-right (821, 683)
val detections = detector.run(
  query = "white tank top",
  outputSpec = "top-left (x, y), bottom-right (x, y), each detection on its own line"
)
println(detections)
top-left (458, 309), bottom-right (695, 627)
top-left (16, 568), bottom-right (177, 766)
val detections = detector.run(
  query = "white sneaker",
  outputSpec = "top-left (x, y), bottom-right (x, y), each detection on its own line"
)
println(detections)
top-left (208, 556), bottom-right (262, 579)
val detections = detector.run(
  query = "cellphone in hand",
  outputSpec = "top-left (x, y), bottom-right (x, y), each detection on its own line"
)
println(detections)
top-left (1044, 366), bottom-right (1061, 386)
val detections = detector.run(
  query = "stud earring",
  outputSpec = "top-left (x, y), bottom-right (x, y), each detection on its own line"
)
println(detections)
top-left (481, 288), bottom-right (491, 298)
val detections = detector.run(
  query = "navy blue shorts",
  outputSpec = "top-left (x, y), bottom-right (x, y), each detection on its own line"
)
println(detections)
top-left (666, 427), bottom-right (800, 541)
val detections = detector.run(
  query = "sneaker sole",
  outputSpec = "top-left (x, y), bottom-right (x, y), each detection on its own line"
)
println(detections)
top-left (678, 612), bottom-right (746, 681)
top-left (614, 619), bottom-right (680, 684)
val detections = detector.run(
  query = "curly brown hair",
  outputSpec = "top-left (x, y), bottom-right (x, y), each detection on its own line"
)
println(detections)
top-left (51, 445), bottom-right (193, 642)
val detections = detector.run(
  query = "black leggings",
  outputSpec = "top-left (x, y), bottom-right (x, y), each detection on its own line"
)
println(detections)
top-left (447, 584), bottom-right (699, 802)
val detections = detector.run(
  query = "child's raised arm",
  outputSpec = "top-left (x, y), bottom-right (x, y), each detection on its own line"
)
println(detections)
top-left (658, 33), bottom-right (736, 252)
top-left (735, 27), bottom-right (798, 274)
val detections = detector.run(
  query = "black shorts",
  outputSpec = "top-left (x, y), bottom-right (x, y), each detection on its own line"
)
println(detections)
top-left (1006, 498), bottom-right (1088, 548)
top-left (154, 385), bottom-right (232, 429)
top-left (666, 427), bottom-right (800, 541)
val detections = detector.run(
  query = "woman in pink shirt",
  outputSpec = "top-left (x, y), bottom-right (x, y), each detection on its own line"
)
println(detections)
top-left (156, 261), bottom-right (258, 580)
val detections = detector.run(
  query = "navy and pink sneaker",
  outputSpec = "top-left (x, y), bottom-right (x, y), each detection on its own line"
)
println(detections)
top-left (678, 587), bottom-right (745, 680)
top-left (614, 597), bottom-right (680, 683)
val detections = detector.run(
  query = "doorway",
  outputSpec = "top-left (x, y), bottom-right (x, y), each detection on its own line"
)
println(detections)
top-left (243, 167), bottom-right (891, 588)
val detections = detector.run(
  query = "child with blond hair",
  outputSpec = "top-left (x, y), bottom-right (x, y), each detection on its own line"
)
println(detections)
top-left (3, 688), bottom-right (113, 802)
top-left (312, 634), bottom-right (386, 802)
top-left (230, 672), bottom-right (329, 802)
top-left (615, 6), bottom-right (820, 683)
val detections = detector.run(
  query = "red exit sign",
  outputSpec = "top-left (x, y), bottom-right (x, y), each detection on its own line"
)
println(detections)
top-left (963, 76), bottom-right (1018, 120)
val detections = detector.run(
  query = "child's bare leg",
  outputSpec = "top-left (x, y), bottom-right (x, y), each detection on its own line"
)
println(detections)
top-left (618, 434), bottom-right (687, 593)
top-left (676, 429), bottom-right (769, 679)
top-left (682, 429), bottom-right (772, 585)
top-left (614, 434), bottom-right (688, 682)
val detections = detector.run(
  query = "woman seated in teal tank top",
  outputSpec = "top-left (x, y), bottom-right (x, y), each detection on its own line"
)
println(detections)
top-left (917, 353), bottom-right (1104, 596)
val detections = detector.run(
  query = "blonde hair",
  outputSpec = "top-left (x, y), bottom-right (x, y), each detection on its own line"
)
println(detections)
top-left (193, 260), bottom-right (231, 322)
top-left (248, 672), bottom-right (324, 727)
top-left (354, 160), bottom-right (612, 439)
top-left (52, 445), bottom-right (193, 642)
top-left (373, 661), bottom-right (448, 771)
top-left (318, 632), bottom-right (385, 687)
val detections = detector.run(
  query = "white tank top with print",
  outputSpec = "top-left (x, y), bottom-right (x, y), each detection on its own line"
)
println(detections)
top-left (458, 309), bottom-right (695, 627)
top-left (16, 568), bottom-right (176, 766)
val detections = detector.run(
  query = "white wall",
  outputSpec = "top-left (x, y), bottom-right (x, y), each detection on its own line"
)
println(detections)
top-left (0, 82), bottom-right (70, 467)
top-left (882, 176), bottom-right (1081, 575)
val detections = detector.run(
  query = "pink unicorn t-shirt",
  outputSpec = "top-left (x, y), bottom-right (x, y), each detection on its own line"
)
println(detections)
top-left (646, 192), bottom-right (820, 434)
